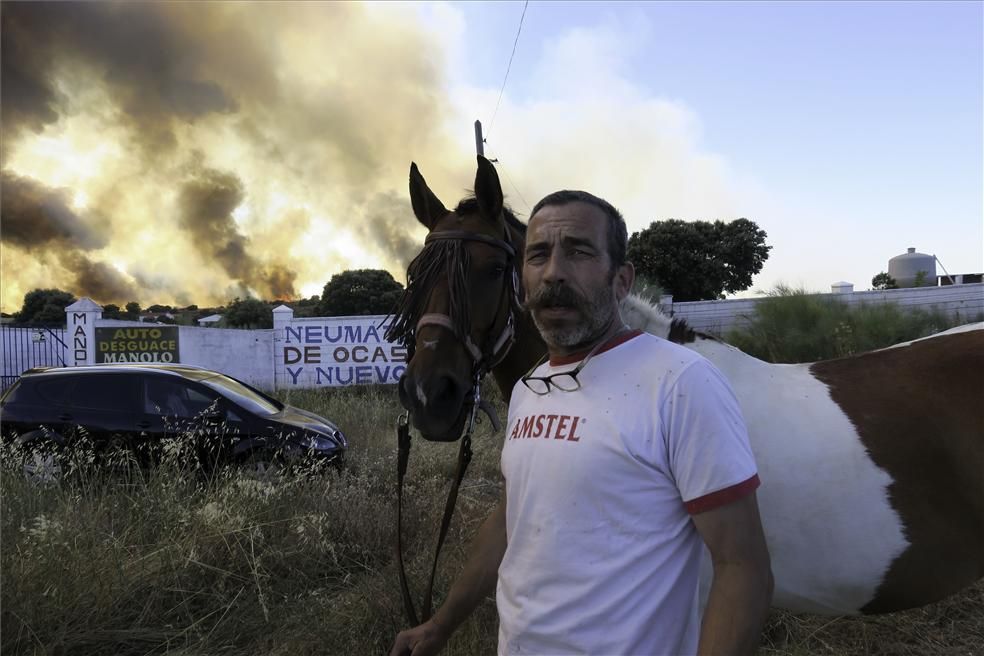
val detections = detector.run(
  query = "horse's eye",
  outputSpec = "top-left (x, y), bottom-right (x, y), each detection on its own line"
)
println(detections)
top-left (489, 265), bottom-right (506, 279)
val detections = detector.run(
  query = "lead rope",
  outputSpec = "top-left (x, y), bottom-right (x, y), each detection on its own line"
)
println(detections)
top-left (395, 411), bottom-right (419, 626)
top-left (396, 373), bottom-right (481, 625)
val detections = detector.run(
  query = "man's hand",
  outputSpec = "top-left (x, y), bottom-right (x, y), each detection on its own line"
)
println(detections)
top-left (389, 496), bottom-right (507, 656)
top-left (389, 618), bottom-right (450, 656)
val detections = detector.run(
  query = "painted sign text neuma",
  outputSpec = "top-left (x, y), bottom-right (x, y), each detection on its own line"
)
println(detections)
top-left (281, 317), bottom-right (406, 386)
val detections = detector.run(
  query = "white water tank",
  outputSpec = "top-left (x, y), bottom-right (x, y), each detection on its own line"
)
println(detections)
top-left (888, 247), bottom-right (936, 287)
top-left (831, 281), bottom-right (854, 294)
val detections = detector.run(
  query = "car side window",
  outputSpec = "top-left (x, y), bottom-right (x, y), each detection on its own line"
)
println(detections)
top-left (34, 378), bottom-right (77, 405)
top-left (71, 374), bottom-right (141, 411)
top-left (145, 378), bottom-right (196, 417)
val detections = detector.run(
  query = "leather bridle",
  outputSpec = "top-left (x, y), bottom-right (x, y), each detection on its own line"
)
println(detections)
top-left (394, 227), bottom-right (520, 626)
top-left (410, 229), bottom-right (520, 373)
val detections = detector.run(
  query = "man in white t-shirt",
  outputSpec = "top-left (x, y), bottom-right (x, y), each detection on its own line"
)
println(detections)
top-left (392, 191), bottom-right (773, 656)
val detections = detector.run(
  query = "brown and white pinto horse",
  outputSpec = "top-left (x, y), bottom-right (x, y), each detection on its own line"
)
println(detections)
top-left (394, 156), bottom-right (984, 615)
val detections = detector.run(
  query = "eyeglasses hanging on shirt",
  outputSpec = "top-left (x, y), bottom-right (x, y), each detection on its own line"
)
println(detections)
top-left (520, 337), bottom-right (607, 395)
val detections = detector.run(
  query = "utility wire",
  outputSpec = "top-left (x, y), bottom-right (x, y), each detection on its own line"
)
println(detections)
top-left (485, 1), bottom-right (528, 143)
top-left (493, 156), bottom-right (531, 215)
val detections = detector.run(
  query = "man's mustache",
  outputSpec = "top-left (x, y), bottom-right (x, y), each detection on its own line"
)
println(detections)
top-left (524, 283), bottom-right (588, 312)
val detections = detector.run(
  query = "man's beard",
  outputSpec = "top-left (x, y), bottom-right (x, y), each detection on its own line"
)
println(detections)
top-left (524, 280), bottom-right (617, 348)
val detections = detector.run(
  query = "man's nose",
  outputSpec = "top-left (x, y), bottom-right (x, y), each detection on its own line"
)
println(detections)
top-left (541, 250), bottom-right (568, 283)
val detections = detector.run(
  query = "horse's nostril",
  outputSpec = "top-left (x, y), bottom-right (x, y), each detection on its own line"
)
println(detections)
top-left (432, 376), bottom-right (461, 407)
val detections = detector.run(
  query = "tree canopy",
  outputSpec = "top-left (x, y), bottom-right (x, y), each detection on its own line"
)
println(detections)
top-left (627, 218), bottom-right (771, 301)
top-left (871, 272), bottom-right (898, 290)
top-left (15, 288), bottom-right (76, 325)
top-left (224, 297), bottom-right (272, 329)
top-left (317, 269), bottom-right (404, 316)
top-left (102, 304), bottom-right (123, 319)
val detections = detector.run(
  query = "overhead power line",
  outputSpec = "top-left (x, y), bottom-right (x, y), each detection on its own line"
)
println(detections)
top-left (485, 1), bottom-right (528, 143)
top-left (493, 157), bottom-right (531, 215)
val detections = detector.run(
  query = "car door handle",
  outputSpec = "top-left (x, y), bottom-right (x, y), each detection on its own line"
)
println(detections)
top-left (58, 414), bottom-right (72, 421)
top-left (136, 421), bottom-right (151, 429)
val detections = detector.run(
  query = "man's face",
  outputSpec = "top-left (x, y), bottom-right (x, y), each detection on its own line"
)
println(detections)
top-left (523, 201), bottom-right (632, 351)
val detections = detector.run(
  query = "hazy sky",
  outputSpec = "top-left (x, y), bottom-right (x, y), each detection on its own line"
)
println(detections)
top-left (2, 1), bottom-right (981, 312)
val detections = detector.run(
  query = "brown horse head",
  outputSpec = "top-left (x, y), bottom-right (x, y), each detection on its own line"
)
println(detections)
top-left (388, 156), bottom-right (528, 441)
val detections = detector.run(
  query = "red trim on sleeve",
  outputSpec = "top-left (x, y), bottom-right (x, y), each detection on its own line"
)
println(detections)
top-left (684, 474), bottom-right (760, 515)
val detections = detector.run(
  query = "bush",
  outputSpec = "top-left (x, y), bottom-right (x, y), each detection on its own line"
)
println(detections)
top-left (727, 284), bottom-right (976, 363)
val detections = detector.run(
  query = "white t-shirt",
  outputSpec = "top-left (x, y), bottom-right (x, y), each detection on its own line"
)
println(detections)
top-left (498, 331), bottom-right (759, 656)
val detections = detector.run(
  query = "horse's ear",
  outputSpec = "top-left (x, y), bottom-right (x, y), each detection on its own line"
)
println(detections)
top-left (474, 155), bottom-right (504, 222)
top-left (409, 162), bottom-right (448, 230)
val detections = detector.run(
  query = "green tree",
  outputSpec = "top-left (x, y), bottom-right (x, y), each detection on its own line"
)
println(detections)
top-left (125, 302), bottom-right (141, 320)
top-left (627, 218), bottom-right (771, 301)
top-left (317, 269), bottom-right (404, 316)
top-left (15, 288), bottom-right (76, 325)
top-left (871, 272), bottom-right (898, 290)
top-left (102, 303), bottom-right (123, 319)
top-left (224, 297), bottom-right (272, 329)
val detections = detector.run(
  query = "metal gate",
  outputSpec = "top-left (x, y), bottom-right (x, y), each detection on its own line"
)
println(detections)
top-left (1, 326), bottom-right (68, 393)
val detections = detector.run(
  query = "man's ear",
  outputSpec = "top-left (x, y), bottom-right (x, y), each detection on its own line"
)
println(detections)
top-left (614, 261), bottom-right (635, 302)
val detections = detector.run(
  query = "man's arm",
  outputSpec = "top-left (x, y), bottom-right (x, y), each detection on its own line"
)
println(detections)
top-left (691, 490), bottom-right (773, 656)
top-left (390, 491), bottom-right (508, 656)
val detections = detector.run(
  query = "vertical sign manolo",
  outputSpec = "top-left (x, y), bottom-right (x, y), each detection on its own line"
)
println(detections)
top-left (95, 327), bottom-right (180, 363)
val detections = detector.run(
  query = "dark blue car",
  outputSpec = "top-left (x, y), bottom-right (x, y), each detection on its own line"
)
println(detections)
top-left (0, 363), bottom-right (347, 481)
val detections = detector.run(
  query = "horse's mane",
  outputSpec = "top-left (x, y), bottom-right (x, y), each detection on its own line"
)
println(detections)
top-left (620, 294), bottom-right (708, 345)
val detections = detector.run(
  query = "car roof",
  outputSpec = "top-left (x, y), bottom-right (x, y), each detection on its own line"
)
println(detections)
top-left (20, 363), bottom-right (226, 383)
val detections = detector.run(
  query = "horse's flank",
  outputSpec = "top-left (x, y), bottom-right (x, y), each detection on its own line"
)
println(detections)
top-left (623, 295), bottom-right (984, 613)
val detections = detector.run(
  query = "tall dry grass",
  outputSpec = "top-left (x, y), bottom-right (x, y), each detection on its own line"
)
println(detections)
top-left (3, 382), bottom-right (982, 654)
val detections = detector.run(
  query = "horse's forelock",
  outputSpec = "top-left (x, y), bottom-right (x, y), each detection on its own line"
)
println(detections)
top-left (454, 196), bottom-right (526, 234)
top-left (386, 238), bottom-right (472, 349)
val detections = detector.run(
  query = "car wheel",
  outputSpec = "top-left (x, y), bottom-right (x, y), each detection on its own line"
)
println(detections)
top-left (20, 438), bottom-right (65, 485)
top-left (105, 434), bottom-right (141, 478)
top-left (237, 450), bottom-right (283, 483)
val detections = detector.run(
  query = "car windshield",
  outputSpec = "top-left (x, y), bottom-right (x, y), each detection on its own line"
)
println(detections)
top-left (200, 375), bottom-right (282, 416)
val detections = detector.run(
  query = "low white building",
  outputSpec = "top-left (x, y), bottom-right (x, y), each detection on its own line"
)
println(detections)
top-left (197, 314), bottom-right (223, 327)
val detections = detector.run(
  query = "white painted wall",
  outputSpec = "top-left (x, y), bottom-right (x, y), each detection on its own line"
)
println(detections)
top-left (667, 282), bottom-right (984, 336)
top-left (4, 286), bottom-right (980, 392)
top-left (272, 306), bottom-right (406, 390)
top-left (94, 319), bottom-right (275, 390)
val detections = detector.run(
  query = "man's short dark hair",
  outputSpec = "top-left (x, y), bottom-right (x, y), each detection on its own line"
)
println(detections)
top-left (530, 190), bottom-right (627, 268)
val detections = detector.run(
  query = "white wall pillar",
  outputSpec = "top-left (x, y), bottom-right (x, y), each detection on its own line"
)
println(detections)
top-left (272, 305), bottom-right (294, 390)
top-left (65, 298), bottom-right (103, 366)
